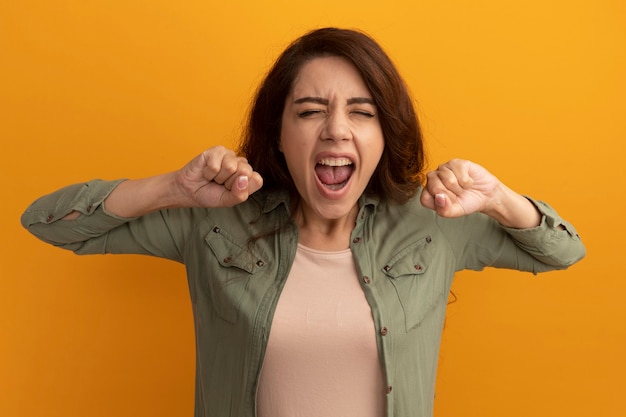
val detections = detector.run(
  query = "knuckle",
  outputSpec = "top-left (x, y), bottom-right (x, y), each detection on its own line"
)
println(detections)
top-left (203, 159), bottom-right (221, 175)
top-left (212, 145), bottom-right (226, 153)
top-left (223, 160), bottom-right (238, 174)
top-left (443, 174), bottom-right (458, 186)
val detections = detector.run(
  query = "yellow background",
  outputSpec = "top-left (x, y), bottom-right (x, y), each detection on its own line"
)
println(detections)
top-left (1, 1), bottom-right (624, 416)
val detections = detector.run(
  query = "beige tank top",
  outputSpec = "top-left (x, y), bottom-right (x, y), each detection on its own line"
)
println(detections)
top-left (256, 243), bottom-right (385, 417)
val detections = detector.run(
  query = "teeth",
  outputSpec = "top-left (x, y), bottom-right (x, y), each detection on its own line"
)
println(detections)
top-left (317, 157), bottom-right (353, 167)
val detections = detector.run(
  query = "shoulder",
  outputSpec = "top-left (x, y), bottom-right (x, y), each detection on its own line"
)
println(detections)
top-left (372, 192), bottom-right (497, 242)
top-left (186, 189), bottom-right (289, 238)
top-left (374, 192), bottom-right (435, 222)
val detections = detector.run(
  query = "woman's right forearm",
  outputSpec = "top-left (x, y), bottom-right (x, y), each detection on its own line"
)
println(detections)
top-left (59, 146), bottom-right (264, 221)
top-left (103, 172), bottom-right (189, 218)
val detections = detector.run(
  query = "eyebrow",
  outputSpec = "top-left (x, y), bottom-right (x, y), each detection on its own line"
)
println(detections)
top-left (293, 96), bottom-right (375, 106)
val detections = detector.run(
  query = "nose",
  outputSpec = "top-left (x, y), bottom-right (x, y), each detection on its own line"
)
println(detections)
top-left (322, 111), bottom-right (352, 142)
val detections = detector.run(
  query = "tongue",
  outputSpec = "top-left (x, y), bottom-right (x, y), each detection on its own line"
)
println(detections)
top-left (315, 165), bottom-right (352, 185)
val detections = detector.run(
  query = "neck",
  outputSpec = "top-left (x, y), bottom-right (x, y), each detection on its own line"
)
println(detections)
top-left (293, 203), bottom-right (358, 251)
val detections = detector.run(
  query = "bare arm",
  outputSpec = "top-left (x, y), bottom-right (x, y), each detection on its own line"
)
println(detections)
top-left (63, 146), bottom-right (263, 220)
top-left (420, 159), bottom-right (542, 228)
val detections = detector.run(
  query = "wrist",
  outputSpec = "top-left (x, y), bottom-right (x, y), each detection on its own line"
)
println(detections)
top-left (481, 184), bottom-right (541, 229)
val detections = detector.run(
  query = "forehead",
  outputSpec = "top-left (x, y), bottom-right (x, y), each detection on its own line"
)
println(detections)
top-left (290, 56), bottom-right (371, 98)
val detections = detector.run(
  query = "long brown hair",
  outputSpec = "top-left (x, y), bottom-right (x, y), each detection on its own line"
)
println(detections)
top-left (239, 27), bottom-right (425, 204)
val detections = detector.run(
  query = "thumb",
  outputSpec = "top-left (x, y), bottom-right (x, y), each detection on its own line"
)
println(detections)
top-left (420, 188), bottom-right (435, 210)
top-left (218, 172), bottom-right (263, 207)
top-left (420, 190), bottom-right (447, 210)
top-left (219, 176), bottom-right (248, 206)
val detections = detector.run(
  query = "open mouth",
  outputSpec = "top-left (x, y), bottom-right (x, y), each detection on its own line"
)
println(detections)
top-left (314, 157), bottom-right (354, 191)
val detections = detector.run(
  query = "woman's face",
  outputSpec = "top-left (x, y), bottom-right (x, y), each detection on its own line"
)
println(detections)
top-left (280, 55), bottom-right (385, 224)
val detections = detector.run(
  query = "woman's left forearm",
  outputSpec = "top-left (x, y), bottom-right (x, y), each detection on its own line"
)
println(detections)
top-left (481, 183), bottom-right (542, 229)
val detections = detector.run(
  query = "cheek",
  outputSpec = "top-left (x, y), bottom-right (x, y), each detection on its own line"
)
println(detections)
top-left (364, 131), bottom-right (385, 165)
top-left (279, 136), bottom-right (308, 178)
top-left (281, 125), bottom-right (315, 159)
top-left (280, 121), bottom-right (301, 150)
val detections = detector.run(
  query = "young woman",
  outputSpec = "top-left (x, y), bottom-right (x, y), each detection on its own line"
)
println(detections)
top-left (21, 27), bottom-right (585, 417)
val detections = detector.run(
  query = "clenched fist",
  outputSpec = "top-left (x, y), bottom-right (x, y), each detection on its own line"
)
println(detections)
top-left (175, 146), bottom-right (264, 208)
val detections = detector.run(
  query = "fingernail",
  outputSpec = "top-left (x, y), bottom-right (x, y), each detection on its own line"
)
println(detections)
top-left (237, 176), bottom-right (248, 190)
top-left (435, 193), bottom-right (446, 207)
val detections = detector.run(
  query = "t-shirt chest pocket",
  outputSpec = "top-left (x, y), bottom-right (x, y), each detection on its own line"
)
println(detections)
top-left (382, 235), bottom-right (446, 332)
top-left (204, 226), bottom-right (266, 324)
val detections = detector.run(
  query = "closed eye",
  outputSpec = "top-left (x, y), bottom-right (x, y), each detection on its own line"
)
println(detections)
top-left (298, 109), bottom-right (324, 118)
top-left (351, 110), bottom-right (375, 118)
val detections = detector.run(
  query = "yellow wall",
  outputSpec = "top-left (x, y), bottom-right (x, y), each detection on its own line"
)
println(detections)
top-left (2, 1), bottom-right (624, 416)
